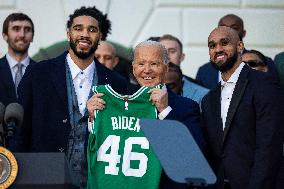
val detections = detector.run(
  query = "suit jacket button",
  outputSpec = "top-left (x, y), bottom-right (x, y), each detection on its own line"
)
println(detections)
top-left (62, 119), bottom-right (68, 123)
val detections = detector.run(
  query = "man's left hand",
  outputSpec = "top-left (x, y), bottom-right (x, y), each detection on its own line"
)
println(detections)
top-left (148, 88), bottom-right (168, 112)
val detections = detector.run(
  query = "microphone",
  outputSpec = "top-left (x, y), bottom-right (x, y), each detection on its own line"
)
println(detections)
top-left (4, 103), bottom-right (24, 138)
top-left (0, 102), bottom-right (5, 146)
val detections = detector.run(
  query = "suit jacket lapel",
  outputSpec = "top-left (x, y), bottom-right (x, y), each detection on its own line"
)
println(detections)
top-left (223, 66), bottom-right (249, 143)
top-left (210, 84), bottom-right (224, 145)
top-left (0, 56), bottom-right (16, 97)
top-left (50, 53), bottom-right (68, 107)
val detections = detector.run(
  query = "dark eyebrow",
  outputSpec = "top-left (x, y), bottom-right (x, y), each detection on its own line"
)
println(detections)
top-left (220, 37), bottom-right (231, 41)
top-left (208, 41), bottom-right (215, 46)
top-left (72, 24), bottom-right (82, 28)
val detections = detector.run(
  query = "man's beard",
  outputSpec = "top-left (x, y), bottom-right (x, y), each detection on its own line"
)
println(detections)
top-left (8, 39), bottom-right (30, 54)
top-left (69, 38), bottom-right (99, 59)
top-left (210, 51), bottom-right (238, 72)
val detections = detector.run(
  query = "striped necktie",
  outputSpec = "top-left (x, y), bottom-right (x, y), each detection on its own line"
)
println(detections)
top-left (15, 62), bottom-right (23, 95)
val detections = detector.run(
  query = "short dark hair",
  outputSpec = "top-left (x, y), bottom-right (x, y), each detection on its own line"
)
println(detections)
top-left (67, 6), bottom-right (111, 40)
top-left (218, 14), bottom-right (244, 40)
top-left (168, 62), bottom-right (183, 78)
top-left (159, 34), bottom-right (183, 52)
top-left (100, 13), bottom-right (111, 40)
top-left (243, 49), bottom-right (267, 65)
top-left (218, 14), bottom-right (244, 27)
top-left (3, 13), bottom-right (34, 35)
top-left (147, 36), bottom-right (160, 42)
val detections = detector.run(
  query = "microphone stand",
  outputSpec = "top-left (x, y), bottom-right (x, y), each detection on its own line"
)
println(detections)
top-left (0, 123), bottom-right (5, 147)
top-left (0, 132), bottom-right (5, 147)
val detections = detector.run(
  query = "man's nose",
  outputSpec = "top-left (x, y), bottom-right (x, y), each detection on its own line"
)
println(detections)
top-left (80, 29), bottom-right (90, 38)
top-left (143, 64), bottom-right (152, 73)
top-left (18, 28), bottom-right (25, 37)
top-left (215, 44), bottom-right (224, 52)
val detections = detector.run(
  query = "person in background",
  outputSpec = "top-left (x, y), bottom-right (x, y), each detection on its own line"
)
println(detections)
top-left (202, 26), bottom-right (284, 189)
top-left (0, 13), bottom-right (36, 106)
top-left (159, 34), bottom-right (209, 105)
top-left (274, 51), bottom-right (284, 189)
top-left (274, 51), bottom-right (284, 90)
top-left (242, 49), bottom-right (268, 72)
top-left (95, 41), bottom-right (131, 81)
top-left (95, 41), bottom-right (119, 70)
top-left (13, 6), bottom-right (127, 188)
top-left (164, 62), bottom-right (183, 95)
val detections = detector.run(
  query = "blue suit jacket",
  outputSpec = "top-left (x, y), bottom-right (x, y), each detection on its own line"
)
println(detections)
top-left (182, 76), bottom-right (209, 105)
top-left (196, 62), bottom-right (219, 90)
top-left (0, 55), bottom-right (36, 106)
top-left (13, 52), bottom-right (127, 152)
top-left (201, 65), bottom-right (284, 189)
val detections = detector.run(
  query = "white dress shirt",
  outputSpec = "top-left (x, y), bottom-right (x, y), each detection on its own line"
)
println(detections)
top-left (6, 53), bottom-right (30, 83)
top-left (220, 63), bottom-right (245, 129)
top-left (66, 54), bottom-right (95, 115)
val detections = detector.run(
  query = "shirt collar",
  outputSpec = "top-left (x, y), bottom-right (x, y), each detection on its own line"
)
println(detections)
top-left (6, 53), bottom-right (30, 69)
top-left (66, 53), bottom-right (95, 80)
top-left (221, 62), bottom-right (245, 85)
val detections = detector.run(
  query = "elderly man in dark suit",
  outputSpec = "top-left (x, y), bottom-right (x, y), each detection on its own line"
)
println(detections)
top-left (201, 26), bottom-right (284, 189)
top-left (13, 6), bottom-right (127, 188)
top-left (0, 13), bottom-right (36, 106)
top-left (87, 40), bottom-right (204, 189)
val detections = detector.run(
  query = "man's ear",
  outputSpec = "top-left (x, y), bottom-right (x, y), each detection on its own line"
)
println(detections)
top-left (2, 33), bottom-right (7, 41)
top-left (238, 41), bottom-right (244, 54)
top-left (66, 29), bottom-right (70, 42)
top-left (180, 53), bottom-right (185, 63)
top-left (165, 64), bottom-right (169, 73)
top-left (132, 63), bottom-right (137, 77)
top-left (242, 30), bottom-right (246, 39)
top-left (113, 57), bottom-right (119, 68)
top-left (30, 33), bottom-right (34, 43)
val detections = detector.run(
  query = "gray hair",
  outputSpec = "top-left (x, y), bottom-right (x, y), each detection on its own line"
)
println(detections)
top-left (132, 40), bottom-right (169, 65)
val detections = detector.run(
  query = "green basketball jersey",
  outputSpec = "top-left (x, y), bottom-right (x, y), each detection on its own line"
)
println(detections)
top-left (87, 84), bottom-right (162, 189)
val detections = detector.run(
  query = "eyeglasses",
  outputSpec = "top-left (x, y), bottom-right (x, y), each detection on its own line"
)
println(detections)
top-left (243, 60), bottom-right (265, 68)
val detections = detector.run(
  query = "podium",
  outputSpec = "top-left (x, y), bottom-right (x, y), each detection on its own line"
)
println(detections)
top-left (10, 153), bottom-right (77, 189)
top-left (140, 119), bottom-right (216, 188)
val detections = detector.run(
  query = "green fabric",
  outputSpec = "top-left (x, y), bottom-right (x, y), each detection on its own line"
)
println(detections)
top-left (87, 84), bottom-right (162, 189)
top-left (274, 52), bottom-right (284, 90)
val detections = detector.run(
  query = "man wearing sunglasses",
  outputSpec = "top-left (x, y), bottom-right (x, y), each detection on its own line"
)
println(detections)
top-left (242, 50), bottom-right (268, 72)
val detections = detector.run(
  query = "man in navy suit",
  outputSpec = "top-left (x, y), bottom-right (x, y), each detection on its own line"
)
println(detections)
top-left (201, 26), bottom-right (284, 189)
top-left (0, 13), bottom-right (35, 106)
top-left (159, 34), bottom-right (209, 105)
top-left (14, 6), bottom-right (127, 188)
top-left (196, 14), bottom-right (278, 89)
top-left (87, 40), bottom-right (204, 189)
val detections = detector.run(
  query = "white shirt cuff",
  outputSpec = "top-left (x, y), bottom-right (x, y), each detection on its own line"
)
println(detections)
top-left (158, 106), bottom-right (172, 120)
